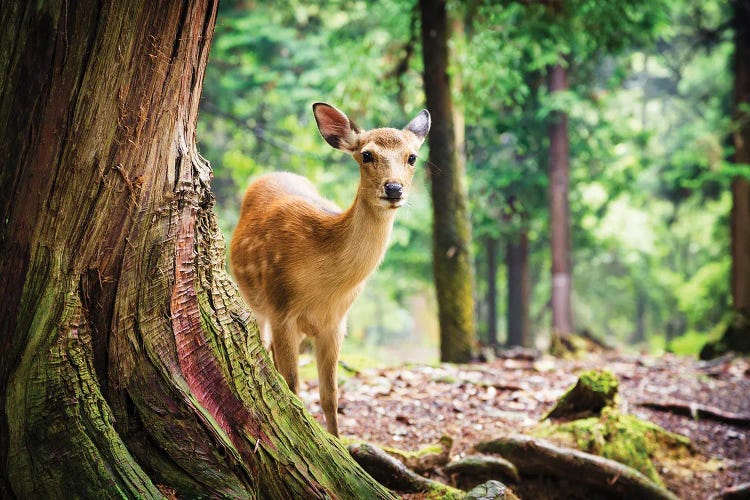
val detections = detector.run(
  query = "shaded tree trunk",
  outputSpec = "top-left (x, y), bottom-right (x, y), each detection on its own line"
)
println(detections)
top-left (632, 289), bottom-right (647, 344)
top-left (507, 231), bottom-right (531, 348)
top-left (548, 61), bottom-right (575, 339)
top-left (486, 237), bottom-right (499, 347)
top-left (0, 1), bottom-right (392, 498)
top-left (419, 0), bottom-right (476, 362)
top-left (731, 0), bottom-right (750, 317)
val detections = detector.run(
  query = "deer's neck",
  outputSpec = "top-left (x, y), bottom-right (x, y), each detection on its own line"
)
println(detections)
top-left (330, 191), bottom-right (396, 286)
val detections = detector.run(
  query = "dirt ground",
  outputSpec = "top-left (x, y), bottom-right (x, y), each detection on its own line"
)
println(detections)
top-left (300, 351), bottom-right (750, 499)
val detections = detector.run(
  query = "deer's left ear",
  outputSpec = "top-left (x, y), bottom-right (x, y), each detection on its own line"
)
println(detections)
top-left (404, 110), bottom-right (431, 143)
top-left (313, 103), bottom-right (361, 152)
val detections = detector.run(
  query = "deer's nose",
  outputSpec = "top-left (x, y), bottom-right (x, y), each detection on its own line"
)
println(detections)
top-left (384, 182), bottom-right (403, 200)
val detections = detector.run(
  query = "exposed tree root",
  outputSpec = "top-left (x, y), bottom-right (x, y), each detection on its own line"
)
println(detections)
top-left (383, 435), bottom-right (453, 474)
top-left (347, 441), bottom-right (463, 497)
top-left (445, 454), bottom-right (520, 489)
top-left (475, 434), bottom-right (679, 500)
top-left (635, 399), bottom-right (750, 427)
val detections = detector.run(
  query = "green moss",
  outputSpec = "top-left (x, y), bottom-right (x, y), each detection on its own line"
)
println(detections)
top-left (700, 309), bottom-right (750, 359)
top-left (544, 369), bottom-right (619, 419)
top-left (534, 407), bottom-right (692, 485)
top-left (578, 369), bottom-right (619, 397)
top-left (382, 435), bottom-right (453, 463)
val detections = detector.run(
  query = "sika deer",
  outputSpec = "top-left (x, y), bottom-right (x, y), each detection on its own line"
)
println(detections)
top-left (230, 103), bottom-right (430, 436)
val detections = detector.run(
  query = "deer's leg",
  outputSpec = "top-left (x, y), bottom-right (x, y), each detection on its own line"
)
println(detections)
top-left (270, 320), bottom-right (301, 395)
top-left (314, 327), bottom-right (343, 437)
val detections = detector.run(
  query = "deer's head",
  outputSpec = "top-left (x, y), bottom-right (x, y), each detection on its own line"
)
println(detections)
top-left (313, 103), bottom-right (431, 211)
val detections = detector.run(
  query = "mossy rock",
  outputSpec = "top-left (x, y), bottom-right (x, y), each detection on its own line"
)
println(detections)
top-left (700, 309), bottom-right (750, 360)
top-left (544, 369), bottom-right (619, 420)
top-left (534, 407), bottom-right (693, 485)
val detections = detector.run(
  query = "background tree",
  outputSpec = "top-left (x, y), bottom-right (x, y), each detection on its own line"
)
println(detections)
top-left (419, 0), bottom-right (476, 362)
top-left (0, 1), bottom-right (392, 497)
top-left (730, 0), bottom-right (750, 329)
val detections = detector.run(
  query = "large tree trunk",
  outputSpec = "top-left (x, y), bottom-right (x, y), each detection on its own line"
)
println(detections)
top-left (548, 61), bottom-right (575, 342)
top-left (419, 0), bottom-right (476, 363)
top-left (507, 230), bottom-right (531, 348)
top-left (731, 0), bottom-right (750, 316)
top-left (0, 2), bottom-right (392, 498)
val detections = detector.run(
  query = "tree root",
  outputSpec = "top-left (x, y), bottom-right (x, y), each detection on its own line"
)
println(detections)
top-left (347, 441), bottom-right (463, 497)
top-left (383, 435), bottom-right (453, 474)
top-left (475, 434), bottom-right (679, 500)
top-left (635, 399), bottom-right (750, 427)
top-left (444, 454), bottom-right (520, 489)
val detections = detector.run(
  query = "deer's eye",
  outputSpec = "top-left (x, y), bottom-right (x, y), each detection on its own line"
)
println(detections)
top-left (407, 154), bottom-right (417, 166)
top-left (362, 151), bottom-right (373, 163)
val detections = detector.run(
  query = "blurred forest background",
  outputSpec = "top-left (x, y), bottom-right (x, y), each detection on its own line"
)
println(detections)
top-left (198, 0), bottom-right (745, 364)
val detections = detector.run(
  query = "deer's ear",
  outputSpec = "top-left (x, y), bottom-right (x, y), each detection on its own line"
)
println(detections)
top-left (313, 103), bottom-right (361, 152)
top-left (404, 109), bottom-right (431, 143)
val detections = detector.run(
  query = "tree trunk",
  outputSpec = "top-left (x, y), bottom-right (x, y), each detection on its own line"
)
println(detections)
top-left (632, 289), bottom-right (647, 344)
top-left (507, 231), bottom-right (531, 348)
top-left (731, 0), bottom-right (750, 316)
top-left (486, 237), bottom-right (499, 347)
top-left (0, 2), bottom-right (392, 498)
top-left (419, 0), bottom-right (476, 363)
top-left (548, 61), bottom-right (575, 339)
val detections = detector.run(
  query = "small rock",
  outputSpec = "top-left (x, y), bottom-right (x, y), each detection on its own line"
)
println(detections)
top-left (466, 480), bottom-right (519, 500)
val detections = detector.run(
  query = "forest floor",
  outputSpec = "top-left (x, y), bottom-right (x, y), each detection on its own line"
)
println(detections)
top-left (300, 350), bottom-right (750, 499)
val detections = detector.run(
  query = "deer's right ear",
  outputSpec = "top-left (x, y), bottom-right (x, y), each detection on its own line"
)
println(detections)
top-left (313, 103), bottom-right (361, 152)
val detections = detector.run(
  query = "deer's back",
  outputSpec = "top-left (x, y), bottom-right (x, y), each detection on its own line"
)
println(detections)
top-left (230, 172), bottom-right (344, 318)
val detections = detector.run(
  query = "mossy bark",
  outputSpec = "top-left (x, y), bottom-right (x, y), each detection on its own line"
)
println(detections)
top-left (0, 1), bottom-right (392, 498)
top-left (419, 0), bottom-right (476, 363)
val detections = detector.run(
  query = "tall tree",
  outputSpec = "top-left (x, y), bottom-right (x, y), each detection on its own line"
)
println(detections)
top-left (0, 1), bottom-right (392, 497)
top-left (731, 0), bottom-right (750, 320)
top-left (548, 60), bottom-right (576, 340)
top-left (419, 0), bottom-right (476, 362)
top-left (507, 230), bottom-right (532, 347)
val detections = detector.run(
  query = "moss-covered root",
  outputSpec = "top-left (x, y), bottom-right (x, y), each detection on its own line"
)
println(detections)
top-left (475, 435), bottom-right (679, 500)
top-left (544, 369), bottom-right (619, 420)
top-left (444, 454), bottom-right (520, 490)
top-left (534, 407), bottom-right (693, 485)
top-left (383, 435), bottom-right (453, 473)
top-left (347, 442), bottom-right (463, 498)
top-left (466, 480), bottom-right (521, 500)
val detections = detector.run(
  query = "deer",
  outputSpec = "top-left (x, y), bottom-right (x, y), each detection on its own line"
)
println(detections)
top-left (230, 103), bottom-right (430, 436)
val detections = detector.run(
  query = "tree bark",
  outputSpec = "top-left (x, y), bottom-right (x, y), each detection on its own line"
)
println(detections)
top-left (0, 2), bottom-right (392, 498)
top-left (506, 230), bottom-right (531, 348)
top-left (419, 0), bottom-right (476, 363)
top-left (486, 237), bottom-right (499, 347)
top-left (731, 0), bottom-right (750, 315)
top-left (548, 61), bottom-right (575, 339)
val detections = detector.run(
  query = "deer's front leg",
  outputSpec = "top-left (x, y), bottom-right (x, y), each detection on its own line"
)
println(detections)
top-left (314, 330), bottom-right (343, 437)
top-left (271, 319), bottom-right (302, 394)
